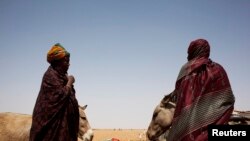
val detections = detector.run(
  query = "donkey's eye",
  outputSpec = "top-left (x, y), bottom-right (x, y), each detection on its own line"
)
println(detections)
top-left (81, 117), bottom-right (86, 120)
top-left (153, 113), bottom-right (158, 119)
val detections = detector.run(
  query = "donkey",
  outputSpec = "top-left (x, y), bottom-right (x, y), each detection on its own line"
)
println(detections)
top-left (0, 105), bottom-right (93, 141)
top-left (146, 94), bottom-right (250, 141)
top-left (78, 105), bottom-right (94, 141)
top-left (146, 93), bottom-right (176, 141)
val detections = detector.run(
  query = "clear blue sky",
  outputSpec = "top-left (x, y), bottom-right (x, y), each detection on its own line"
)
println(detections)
top-left (0, 0), bottom-right (249, 129)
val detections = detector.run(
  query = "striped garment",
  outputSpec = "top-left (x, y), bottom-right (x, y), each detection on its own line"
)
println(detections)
top-left (167, 39), bottom-right (235, 141)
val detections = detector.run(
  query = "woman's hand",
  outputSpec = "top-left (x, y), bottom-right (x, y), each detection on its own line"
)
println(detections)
top-left (67, 75), bottom-right (75, 87)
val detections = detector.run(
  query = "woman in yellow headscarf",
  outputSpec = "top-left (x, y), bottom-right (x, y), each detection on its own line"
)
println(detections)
top-left (30, 43), bottom-right (79, 141)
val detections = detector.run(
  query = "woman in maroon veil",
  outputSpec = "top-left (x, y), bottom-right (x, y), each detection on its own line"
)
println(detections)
top-left (167, 39), bottom-right (235, 141)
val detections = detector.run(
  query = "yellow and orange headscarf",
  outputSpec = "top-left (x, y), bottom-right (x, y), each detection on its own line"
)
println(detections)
top-left (47, 43), bottom-right (70, 63)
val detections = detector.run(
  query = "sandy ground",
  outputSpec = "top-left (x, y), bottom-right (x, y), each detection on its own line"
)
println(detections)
top-left (92, 129), bottom-right (147, 141)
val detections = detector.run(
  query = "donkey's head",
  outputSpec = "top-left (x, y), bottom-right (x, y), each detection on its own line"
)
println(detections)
top-left (78, 105), bottom-right (94, 141)
top-left (146, 94), bottom-right (176, 141)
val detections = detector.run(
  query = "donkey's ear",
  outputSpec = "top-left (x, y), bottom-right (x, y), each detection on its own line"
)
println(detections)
top-left (83, 105), bottom-right (88, 110)
top-left (161, 95), bottom-right (170, 104)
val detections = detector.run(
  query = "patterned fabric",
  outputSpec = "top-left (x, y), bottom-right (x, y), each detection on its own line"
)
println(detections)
top-left (187, 39), bottom-right (210, 61)
top-left (29, 66), bottom-right (79, 141)
top-left (167, 39), bottom-right (235, 141)
top-left (47, 43), bottom-right (70, 63)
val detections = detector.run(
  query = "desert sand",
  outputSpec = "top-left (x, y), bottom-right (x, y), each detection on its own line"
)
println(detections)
top-left (92, 129), bottom-right (147, 141)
